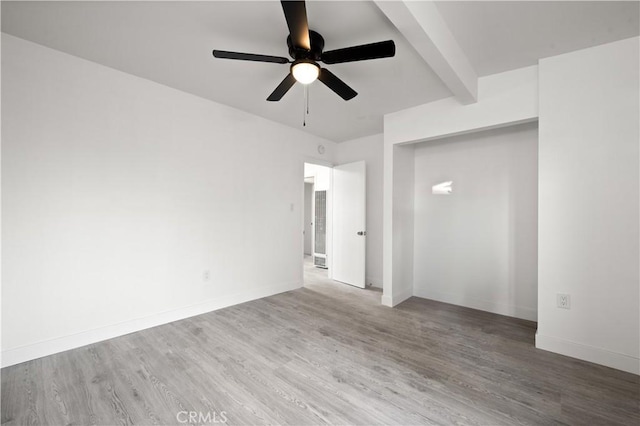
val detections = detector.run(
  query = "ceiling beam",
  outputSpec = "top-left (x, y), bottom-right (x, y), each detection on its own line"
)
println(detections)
top-left (374, 0), bottom-right (478, 104)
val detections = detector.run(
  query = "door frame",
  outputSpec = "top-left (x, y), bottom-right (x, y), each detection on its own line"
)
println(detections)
top-left (303, 179), bottom-right (315, 256)
top-left (301, 159), bottom-right (334, 281)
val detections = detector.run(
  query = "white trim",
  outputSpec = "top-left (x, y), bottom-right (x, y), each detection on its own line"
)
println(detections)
top-left (392, 288), bottom-right (413, 306)
top-left (302, 160), bottom-right (334, 280)
top-left (410, 117), bottom-right (538, 145)
top-left (536, 333), bottom-right (640, 375)
top-left (302, 156), bottom-right (333, 169)
top-left (381, 287), bottom-right (413, 308)
top-left (413, 288), bottom-right (537, 322)
top-left (381, 294), bottom-right (393, 307)
top-left (1, 281), bottom-right (300, 368)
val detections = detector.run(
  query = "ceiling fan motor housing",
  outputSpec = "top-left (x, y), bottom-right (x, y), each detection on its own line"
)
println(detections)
top-left (287, 30), bottom-right (325, 60)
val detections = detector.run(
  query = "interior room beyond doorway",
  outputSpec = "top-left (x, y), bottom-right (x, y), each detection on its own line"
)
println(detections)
top-left (303, 162), bottom-right (332, 283)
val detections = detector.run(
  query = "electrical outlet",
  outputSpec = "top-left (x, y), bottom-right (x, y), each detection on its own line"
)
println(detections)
top-left (557, 293), bottom-right (571, 309)
top-left (203, 270), bottom-right (210, 281)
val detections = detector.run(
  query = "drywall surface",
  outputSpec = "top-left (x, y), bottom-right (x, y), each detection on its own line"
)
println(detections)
top-left (304, 163), bottom-right (331, 191)
top-left (1, 34), bottom-right (335, 366)
top-left (385, 65), bottom-right (538, 145)
top-left (413, 123), bottom-right (538, 321)
top-left (335, 134), bottom-right (383, 288)
top-left (381, 143), bottom-right (415, 307)
top-left (537, 37), bottom-right (639, 374)
top-left (382, 64), bottom-right (538, 308)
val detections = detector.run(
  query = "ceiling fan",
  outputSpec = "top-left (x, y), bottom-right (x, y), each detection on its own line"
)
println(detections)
top-left (212, 0), bottom-right (396, 102)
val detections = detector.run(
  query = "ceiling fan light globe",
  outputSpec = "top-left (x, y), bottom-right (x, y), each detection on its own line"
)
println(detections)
top-left (292, 61), bottom-right (320, 84)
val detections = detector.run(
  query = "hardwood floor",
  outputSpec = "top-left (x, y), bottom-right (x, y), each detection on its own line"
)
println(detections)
top-left (2, 259), bottom-right (638, 425)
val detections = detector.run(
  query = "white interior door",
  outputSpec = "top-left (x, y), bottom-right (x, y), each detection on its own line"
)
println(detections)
top-left (332, 160), bottom-right (366, 288)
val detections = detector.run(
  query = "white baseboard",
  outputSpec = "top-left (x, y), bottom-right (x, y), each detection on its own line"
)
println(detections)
top-left (392, 287), bottom-right (413, 306)
top-left (413, 288), bottom-right (537, 321)
top-left (381, 294), bottom-right (393, 307)
top-left (536, 333), bottom-right (639, 375)
top-left (381, 287), bottom-right (413, 307)
top-left (1, 281), bottom-right (300, 368)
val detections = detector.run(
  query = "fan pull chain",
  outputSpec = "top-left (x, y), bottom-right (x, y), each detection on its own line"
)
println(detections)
top-left (303, 85), bottom-right (308, 127)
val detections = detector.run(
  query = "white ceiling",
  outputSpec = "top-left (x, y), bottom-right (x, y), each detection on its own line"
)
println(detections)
top-left (2, 1), bottom-right (638, 142)
top-left (435, 1), bottom-right (639, 76)
top-left (1, 1), bottom-right (451, 142)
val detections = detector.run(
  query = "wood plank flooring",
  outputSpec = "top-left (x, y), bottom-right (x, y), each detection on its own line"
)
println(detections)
top-left (2, 260), bottom-right (639, 425)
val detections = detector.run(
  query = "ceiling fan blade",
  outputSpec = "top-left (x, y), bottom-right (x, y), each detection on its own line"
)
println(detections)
top-left (267, 73), bottom-right (297, 101)
top-left (213, 50), bottom-right (289, 64)
top-left (321, 40), bottom-right (396, 64)
top-left (318, 68), bottom-right (357, 101)
top-left (281, 1), bottom-right (311, 50)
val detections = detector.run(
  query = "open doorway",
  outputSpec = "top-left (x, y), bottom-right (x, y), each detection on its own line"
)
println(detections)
top-left (302, 160), bottom-right (369, 290)
top-left (303, 162), bottom-right (332, 284)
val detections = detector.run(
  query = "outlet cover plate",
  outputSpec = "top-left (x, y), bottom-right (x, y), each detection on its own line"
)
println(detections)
top-left (557, 293), bottom-right (571, 309)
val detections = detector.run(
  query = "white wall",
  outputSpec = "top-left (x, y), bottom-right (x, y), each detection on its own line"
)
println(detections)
top-left (381, 143), bottom-right (415, 306)
top-left (335, 134), bottom-right (383, 288)
top-left (382, 36), bottom-right (638, 373)
top-left (537, 37), bottom-right (639, 374)
top-left (383, 65), bottom-right (538, 308)
top-left (413, 123), bottom-right (538, 321)
top-left (391, 145), bottom-right (416, 304)
top-left (304, 163), bottom-right (331, 191)
top-left (385, 65), bottom-right (538, 145)
top-left (1, 34), bottom-right (335, 367)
